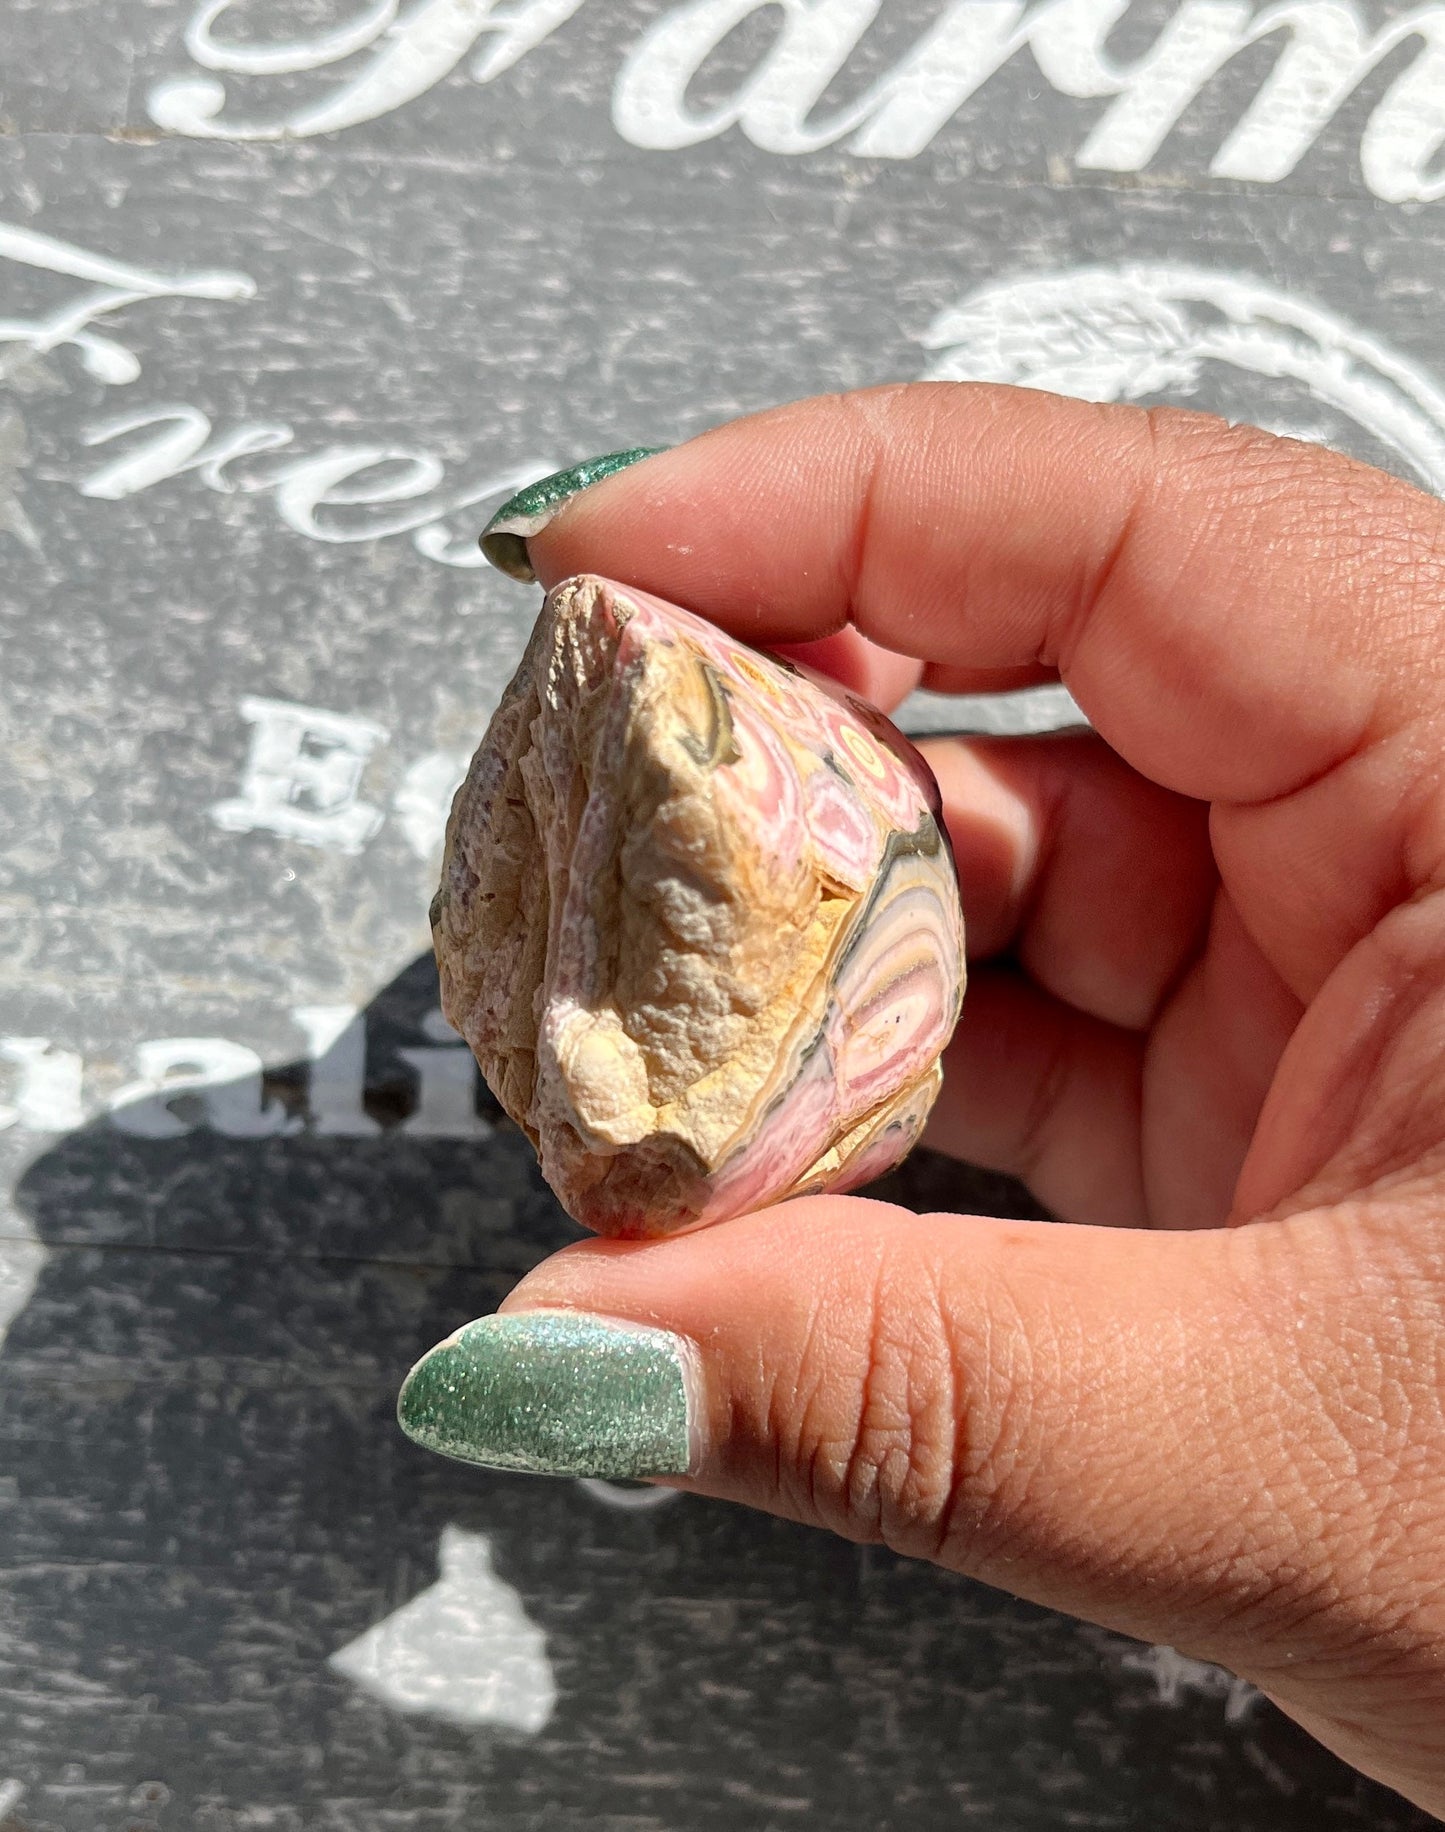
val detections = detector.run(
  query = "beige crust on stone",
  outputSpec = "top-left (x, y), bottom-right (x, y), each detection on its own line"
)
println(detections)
top-left (433, 574), bottom-right (963, 1234)
top-left (434, 578), bottom-right (851, 1228)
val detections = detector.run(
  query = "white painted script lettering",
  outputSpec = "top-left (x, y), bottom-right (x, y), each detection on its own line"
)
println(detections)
top-left (78, 407), bottom-right (553, 570)
top-left (848, 0), bottom-right (1079, 158)
top-left (3, 212), bottom-right (556, 575)
top-left (140, 0), bottom-right (1445, 202)
top-left (613, 0), bottom-right (1445, 197)
top-left (148, 0), bottom-right (585, 140)
top-left (79, 404), bottom-right (294, 500)
top-left (269, 447), bottom-right (447, 542)
top-left (1206, 0), bottom-right (1445, 199)
top-left (1065, 0), bottom-right (1254, 170)
top-left (0, 220), bottom-right (254, 386)
top-left (187, 0), bottom-right (403, 74)
top-left (615, 0), bottom-right (882, 154)
top-left (612, 0), bottom-right (1088, 158)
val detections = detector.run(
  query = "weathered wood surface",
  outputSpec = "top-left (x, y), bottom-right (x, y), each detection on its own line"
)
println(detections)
top-left (3, 2), bottom-right (1444, 1825)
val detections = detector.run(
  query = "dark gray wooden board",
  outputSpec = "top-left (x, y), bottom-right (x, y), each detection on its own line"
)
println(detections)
top-left (3, 2), bottom-right (1444, 1826)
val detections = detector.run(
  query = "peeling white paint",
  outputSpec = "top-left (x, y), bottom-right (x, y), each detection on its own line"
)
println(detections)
top-left (0, 1039), bottom-right (85, 1135)
top-left (329, 1527), bottom-right (557, 1732)
top-left (1123, 1643), bottom-right (1260, 1722)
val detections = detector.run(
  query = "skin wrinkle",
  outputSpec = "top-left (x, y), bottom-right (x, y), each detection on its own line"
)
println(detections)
top-left (1061, 402), bottom-right (1165, 679)
top-left (920, 1263), bottom-right (969, 1565)
top-left (997, 1285), bottom-right (1084, 1559)
top-left (937, 1257), bottom-right (1050, 1574)
top-left (838, 390), bottom-right (887, 629)
top-left (1102, 1323), bottom-right (1241, 1584)
top-left (881, 1248), bottom-right (966, 1563)
top-left (791, 1278), bottom-right (848, 1535)
top-left (743, 1326), bottom-right (787, 1509)
top-left (1001, 1374), bottom-right (1286, 1649)
top-left (1003, 419), bottom-right (1406, 1033)
top-left (1083, 421), bottom-right (1243, 659)
top-left (1170, 1366), bottom-right (1368, 1655)
top-left (832, 1252), bottom-right (903, 1548)
top-left (1208, 699), bottom-right (1421, 981)
top-left (1241, 1007), bottom-right (1411, 1226)
top-left (933, 1268), bottom-right (1009, 1562)
top-left (852, 392), bottom-right (994, 658)
top-left (1252, 1583), bottom-right (1445, 1698)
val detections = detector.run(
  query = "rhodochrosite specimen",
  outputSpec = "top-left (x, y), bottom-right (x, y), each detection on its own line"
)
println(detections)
top-left (433, 574), bottom-right (965, 1235)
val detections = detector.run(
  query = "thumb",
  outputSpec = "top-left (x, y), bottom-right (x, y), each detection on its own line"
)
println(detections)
top-left (398, 1191), bottom-right (1445, 1810)
top-left (398, 1195), bottom-right (1415, 1689)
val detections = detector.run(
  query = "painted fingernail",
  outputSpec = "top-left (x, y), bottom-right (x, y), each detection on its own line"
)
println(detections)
top-left (479, 447), bottom-right (668, 582)
top-left (397, 1310), bottom-right (696, 1479)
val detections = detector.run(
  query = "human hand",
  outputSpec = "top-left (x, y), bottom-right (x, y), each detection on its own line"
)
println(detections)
top-left (447, 387), bottom-right (1445, 1813)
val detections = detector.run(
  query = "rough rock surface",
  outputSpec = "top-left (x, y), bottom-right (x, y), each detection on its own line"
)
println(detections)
top-left (433, 575), bottom-right (965, 1234)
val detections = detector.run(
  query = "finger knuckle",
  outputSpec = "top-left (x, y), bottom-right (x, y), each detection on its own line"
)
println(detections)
top-left (790, 1230), bottom-right (1045, 1567)
top-left (841, 1254), bottom-right (958, 1556)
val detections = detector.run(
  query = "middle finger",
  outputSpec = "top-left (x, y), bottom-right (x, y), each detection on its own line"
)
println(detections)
top-left (922, 730), bottom-right (1215, 1031)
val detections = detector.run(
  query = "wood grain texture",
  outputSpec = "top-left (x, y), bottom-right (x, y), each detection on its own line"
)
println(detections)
top-left (2, 0), bottom-right (1443, 1823)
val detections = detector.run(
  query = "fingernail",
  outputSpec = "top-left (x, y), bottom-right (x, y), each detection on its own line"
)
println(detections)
top-left (397, 1310), bottom-right (696, 1479)
top-left (479, 447), bottom-right (667, 582)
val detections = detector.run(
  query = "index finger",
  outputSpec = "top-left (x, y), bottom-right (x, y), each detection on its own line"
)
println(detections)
top-left (523, 384), bottom-right (1445, 810)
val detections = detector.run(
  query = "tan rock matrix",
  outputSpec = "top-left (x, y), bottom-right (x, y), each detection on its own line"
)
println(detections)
top-left (433, 575), bottom-right (965, 1235)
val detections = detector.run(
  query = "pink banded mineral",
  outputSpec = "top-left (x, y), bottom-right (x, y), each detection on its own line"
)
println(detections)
top-left (432, 574), bottom-right (965, 1235)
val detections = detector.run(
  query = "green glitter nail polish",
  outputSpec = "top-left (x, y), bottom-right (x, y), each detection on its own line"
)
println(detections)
top-left (396, 1311), bottom-right (694, 1479)
top-left (479, 447), bottom-right (667, 583)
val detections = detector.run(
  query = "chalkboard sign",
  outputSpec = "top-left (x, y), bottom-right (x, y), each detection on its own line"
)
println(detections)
top-left (3, 3), bottom-right (1443, 1825)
